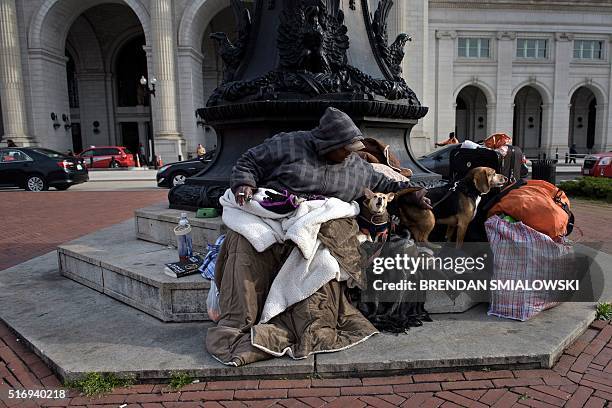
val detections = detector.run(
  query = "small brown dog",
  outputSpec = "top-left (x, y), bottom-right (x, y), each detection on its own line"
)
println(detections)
top-left (391, 167), bottom-right (507, 248)
top-left (357, 188), bottom-right (395, 242)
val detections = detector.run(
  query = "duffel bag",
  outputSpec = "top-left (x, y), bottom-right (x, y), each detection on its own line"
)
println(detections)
top-left (486, 180), bottom-right (574, 240)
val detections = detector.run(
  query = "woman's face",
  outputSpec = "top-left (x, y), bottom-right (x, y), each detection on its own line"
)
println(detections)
top-left (324, 147), bottom-right (352, 163)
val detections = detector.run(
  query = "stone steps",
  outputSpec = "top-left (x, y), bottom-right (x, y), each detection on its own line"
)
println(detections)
top-left (58, 220), bottom-right (211, 322)
top-left (135, 203), bottom-right (226, 252)
top-left (133, 204), bottom-right (477, 314)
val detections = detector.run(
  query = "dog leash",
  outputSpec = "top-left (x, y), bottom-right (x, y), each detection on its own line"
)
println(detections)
top-left (430, 181), bottom-right (458, 209)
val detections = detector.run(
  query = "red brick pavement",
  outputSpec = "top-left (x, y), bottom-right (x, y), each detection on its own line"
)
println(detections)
top-left (570, 199), bottom-right (612, 255)
top-left (0, 190), bottom-right (167, 271)
top-left (0, 319), bottom-right (609, 407)
top-left (0, 189), bottom-right (611, 407)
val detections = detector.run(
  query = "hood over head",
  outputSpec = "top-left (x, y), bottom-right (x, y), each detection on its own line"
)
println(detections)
top-left (311, 107), bottom-right (364, 155)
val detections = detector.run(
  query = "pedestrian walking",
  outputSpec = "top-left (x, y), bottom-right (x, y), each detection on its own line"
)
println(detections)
top-left (569, 144), bottom-right (577, 164)
top-left (6, 139), bottom-right (17, 147)
top-left (138, 143), bottom-right (148, 166)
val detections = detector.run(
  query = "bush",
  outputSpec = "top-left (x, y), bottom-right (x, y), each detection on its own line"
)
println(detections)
top-left (559, 177), bottom-right (612, 203)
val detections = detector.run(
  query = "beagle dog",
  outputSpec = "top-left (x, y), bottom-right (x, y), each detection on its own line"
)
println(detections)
top-left (391, 167), bottom-right (507, 248)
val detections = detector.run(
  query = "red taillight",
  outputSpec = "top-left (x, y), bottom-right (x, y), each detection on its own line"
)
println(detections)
top-left (57, 160), bottom-right (74, 170)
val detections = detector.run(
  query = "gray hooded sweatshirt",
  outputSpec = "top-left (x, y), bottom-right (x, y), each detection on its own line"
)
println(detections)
top-left (230, 107), bottom-right (412, 202)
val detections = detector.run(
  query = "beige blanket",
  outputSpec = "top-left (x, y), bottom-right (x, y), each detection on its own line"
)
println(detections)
top-left (206, 220), bottom-right (376, 366)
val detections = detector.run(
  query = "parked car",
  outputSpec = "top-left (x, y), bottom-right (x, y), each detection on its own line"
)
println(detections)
top-left (78, 146), bottom-right (135, 168)
top-left (0, 147), bottom-right (88, 191)
top-left (418, 145), bottom-right (459, 178)
top-left (156, 150), bottom-right (215, 188)
top-left (582, 151), bottom-right (612, 178)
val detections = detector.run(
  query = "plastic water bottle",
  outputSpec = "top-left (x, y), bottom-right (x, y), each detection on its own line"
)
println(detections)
top-left (174, 213), bottom-right (193, 263)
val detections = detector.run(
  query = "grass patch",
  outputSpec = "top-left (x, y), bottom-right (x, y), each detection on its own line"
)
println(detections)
top-left (64, 372), bottom-right (135, 397)
top-left (559, 177), bottom-right (612, 203)
top-left (596, 302), bottom-right (612, 320)
top-left (169, 372), bottom-right (195, 390)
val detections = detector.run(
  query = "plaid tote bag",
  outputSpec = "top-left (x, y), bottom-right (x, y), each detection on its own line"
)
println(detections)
top-left (485, 215), bottom-right (573, 321)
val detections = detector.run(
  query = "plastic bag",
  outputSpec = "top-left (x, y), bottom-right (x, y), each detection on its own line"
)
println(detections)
top-left (206, 280), bottom-right (221, 322)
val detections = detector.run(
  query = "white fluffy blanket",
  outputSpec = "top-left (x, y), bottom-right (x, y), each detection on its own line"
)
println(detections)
top-left (220, 188), bottom-right (359, 323)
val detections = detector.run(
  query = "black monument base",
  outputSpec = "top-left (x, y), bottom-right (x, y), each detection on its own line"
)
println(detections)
top-left (169, 101), bottom-right (440, 211)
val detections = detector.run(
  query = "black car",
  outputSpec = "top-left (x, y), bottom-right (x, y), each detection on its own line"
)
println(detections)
top-left (156, 151), bottom-right (215, 188)
top-left (418, 145), bottom-right (459, 179)
top-left (0, 147), bottom-right (89, 191)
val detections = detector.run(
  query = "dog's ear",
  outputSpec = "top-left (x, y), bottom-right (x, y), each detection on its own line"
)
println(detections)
top-left (363, 188), bottom-right (375, 199)
top-left (474, 168), bottom-right (491, 194)
top-left (387, 192), bottom-right (395, 202)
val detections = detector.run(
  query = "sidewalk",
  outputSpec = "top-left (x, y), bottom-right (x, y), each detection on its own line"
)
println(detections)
top-left (87, 169), bottom-right (158, 182)
top-left (1, 318), bottom-right (610, 407)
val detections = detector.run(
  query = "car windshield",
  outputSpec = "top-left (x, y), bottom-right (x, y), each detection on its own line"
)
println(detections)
top-left (31, 148), bottom-right (66, 158)
top-left (422, 145), bottom-right (455, 159)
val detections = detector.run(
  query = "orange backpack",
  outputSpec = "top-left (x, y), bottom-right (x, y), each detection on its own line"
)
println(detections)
top-left (486, 180), bottom-right (574, 239)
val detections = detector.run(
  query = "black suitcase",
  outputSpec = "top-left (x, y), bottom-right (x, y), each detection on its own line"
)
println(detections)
top-left (447, 144), bottom-right (526, 243)
top-left (449, 145), bottom-right (524, 183)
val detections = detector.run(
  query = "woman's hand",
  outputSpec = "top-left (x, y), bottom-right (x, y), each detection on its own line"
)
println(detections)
top-left (401, 188), bottom-right (432, 210)
top-left (415, 188), bottom-right (432, 210)
top-left (233, 185), bottom-right (254, 206)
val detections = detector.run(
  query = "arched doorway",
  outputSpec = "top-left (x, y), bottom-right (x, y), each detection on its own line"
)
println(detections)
top-left (455, 86), bottom-right (487, 142)
top-left (513, 86), bottom-right (543, 155)
top-left (28, 0), bottom-right (149, 152)
top-left (64, 3), bottom-right (146, 154)
top-left (569, 87), bottom-right (597, 154)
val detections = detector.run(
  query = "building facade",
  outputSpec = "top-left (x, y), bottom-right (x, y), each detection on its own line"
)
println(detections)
top-left (0, 0), bottom-right (611, 163)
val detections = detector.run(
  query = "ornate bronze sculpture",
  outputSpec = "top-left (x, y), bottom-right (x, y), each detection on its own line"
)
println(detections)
top-left (170, 0), bottom-right (436, 210)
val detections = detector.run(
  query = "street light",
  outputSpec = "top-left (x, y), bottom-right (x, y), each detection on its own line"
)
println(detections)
top-left (140, 75), bottom-right (158, 169)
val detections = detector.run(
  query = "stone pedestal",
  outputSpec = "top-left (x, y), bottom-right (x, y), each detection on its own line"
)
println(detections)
top-left (155, 137), bottom-right (187, 164)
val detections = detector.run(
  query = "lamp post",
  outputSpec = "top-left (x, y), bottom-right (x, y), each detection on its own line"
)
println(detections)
top-left (140, 75), bottom-right (158, 169)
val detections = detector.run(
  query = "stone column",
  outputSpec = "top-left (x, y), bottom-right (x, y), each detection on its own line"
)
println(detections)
top-left (606, 36), bottom-right (612, 151)
top-left (550, 32), bottom-right (574, 155)
top-left (435, 30), bottom-right (457, 144)
top-left (150, 0), bottom-right (185, 161)
top-left (0, 0), bottom-right (32, 145)
top-left (495, 32), bottom-right (516, 135)
top-left (393, 0), bottom-right (430, 156)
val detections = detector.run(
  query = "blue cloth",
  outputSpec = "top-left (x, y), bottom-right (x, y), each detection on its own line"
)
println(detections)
top-left (199, 235), bottom-right (225, 280)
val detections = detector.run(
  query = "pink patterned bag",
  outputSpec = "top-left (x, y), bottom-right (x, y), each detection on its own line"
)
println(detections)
top-left (485, 215), bottom-right (573, 321)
